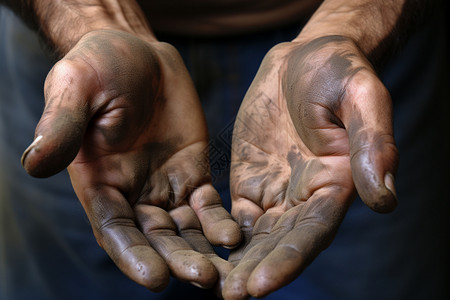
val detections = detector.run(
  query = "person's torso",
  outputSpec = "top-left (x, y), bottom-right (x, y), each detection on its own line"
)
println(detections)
top-left (138, 0), bottom-right (322, 36)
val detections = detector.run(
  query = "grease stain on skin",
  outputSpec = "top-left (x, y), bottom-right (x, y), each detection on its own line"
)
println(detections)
top-left (282, 36), bottom-right (366, 149)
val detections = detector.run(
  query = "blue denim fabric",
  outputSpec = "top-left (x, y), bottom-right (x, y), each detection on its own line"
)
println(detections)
top-left (1, 4), bottom-right (449, 300)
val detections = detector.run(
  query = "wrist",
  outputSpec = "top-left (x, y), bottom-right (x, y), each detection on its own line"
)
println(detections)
top-left (293, 0), bottom-right (405, 63)
top-left (33, 0), bottom-right (156, 55)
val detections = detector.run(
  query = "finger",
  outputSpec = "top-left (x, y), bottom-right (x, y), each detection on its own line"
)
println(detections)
top-left (341, 70), bottom-right (399, 213)
top-left (246, 188), bottom-right (348, 297)
top-left (170, 206), bottom-right (235, 297)
top-left (222, 259), bottom-right (257, 300)
top-left (228, 198), bottom-right (263, 264)
top-left (81, 186), bottom-right (169, 292)
top-left (222, 209), bottom-right (282, 300)
top-left (21, 59), bottom-right (97, 178)
top-left (189, 184), bottom-right (242, 249)
top-left (135, 204), bottom-right (219, 289)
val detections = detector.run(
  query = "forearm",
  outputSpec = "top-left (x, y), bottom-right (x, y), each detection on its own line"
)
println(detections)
top-left (0, 0), bottom-right (155, 55)
top-left (295, 0), bottom-right (434, 65)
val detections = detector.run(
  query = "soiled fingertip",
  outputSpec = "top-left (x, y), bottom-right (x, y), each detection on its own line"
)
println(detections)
top-left (247, 267), bottom-right (289, 298)
top-left (210, 219), bottom-right (243, 249)
top-left (247, 275), bottom-right (272, 299)
top-left (119, 245), bottom-right (170, 292)
top-left (247, 248), bottom-right (304, 298)
top-left (222, 276), bottom-right (250, 300)
top-left (352, 161), bottom-right (398, 214)
top-left (362, 174), bottom-right (397, 214)
top-left (21, 135), bottom-right (52, 178)
top-left (21, 135), bottom-right (43, 166)
top-left (168, 250), bottom-right (218, 289)
top-left (222, 289), bottom-right (251, 300)
top-left (21, 130), bottom-right (82, 178)
top-left (222, 260), bottom-right (258, 300)
top-left (366, 189), bottom-right (397, 213)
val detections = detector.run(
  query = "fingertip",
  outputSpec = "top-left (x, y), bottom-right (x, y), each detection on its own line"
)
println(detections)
top-left (169, 250), bottom-right (219, 289)
top-left (209, 219), bottom-right (243, 249)
top-left (119, 245), bottom-right (170, 292)
top-left (21, 135), bottom-right (80, 178)
top-left (247, 274), bottom-right (271, 299)
top-left (247, 270), bottom-right (293, 298)
top-left (351, 144), bottom-right (398, 213)
top-left (222, 271), bottom-right (251, 300)
top-left (222, 289), bottom-right (250, 300)
top-left (356, 168), bottom-right (397, 213)
top-left (21, 134), bottom-right (78, 178)
top-left (359, 187), bottom-right (397, 213)
top-left (364, 175), bottom-right (398, 213)
top-left (21, 113), bottom-right (86, 178)
top-left (247, 247), bottom-right (304, 298)
top-left (21, 135), bottom-right (44, 176)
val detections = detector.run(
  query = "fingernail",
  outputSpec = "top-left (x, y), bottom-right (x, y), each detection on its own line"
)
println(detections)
top-left (21, 135), bottom-right (43, 166)
top-left (189, 281), bottom-right (207, 289)
top-left (384, 173), bottom-right (397, 200)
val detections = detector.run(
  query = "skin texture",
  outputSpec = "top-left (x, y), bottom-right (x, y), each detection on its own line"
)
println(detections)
top-left (20, 30), bottom-right (242, 292)
top-left (223, 36), bottom-right (398, 299)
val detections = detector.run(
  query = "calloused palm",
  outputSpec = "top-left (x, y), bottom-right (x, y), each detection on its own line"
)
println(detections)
top-left (223, 36), bottom-right (398, 299)
top-left (21, 30), bottom-right (241, 292)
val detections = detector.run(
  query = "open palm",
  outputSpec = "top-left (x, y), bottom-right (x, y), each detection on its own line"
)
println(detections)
top-left (223, 36), bottom-right (398, 299)
top-left (21, 30), bottom-right (241, 292)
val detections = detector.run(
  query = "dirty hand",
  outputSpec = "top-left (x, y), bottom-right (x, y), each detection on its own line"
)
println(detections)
top-left (21, 30), bottom-right (241, 292)
top-left (223, 36), bottom-right (398, 299)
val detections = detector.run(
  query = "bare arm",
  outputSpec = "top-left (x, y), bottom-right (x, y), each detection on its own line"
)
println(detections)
top-left (298, 0), bottom-right (435, 65)
top-left (1, 0), bottom-right (155, 54)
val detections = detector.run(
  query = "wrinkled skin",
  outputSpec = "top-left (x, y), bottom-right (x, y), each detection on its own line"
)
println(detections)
top-left (21, 30), bottom-right (241, 292)
top-left (223, 36), bottom-right (398, 299)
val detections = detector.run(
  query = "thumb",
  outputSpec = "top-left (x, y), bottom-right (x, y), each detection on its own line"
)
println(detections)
top-left (342, 71), bottom-right (399, 213)
top-left (21, 59), bottom-right (96, 178)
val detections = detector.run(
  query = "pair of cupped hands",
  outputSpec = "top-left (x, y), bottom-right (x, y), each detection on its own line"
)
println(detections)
top-left (21, 30), bottom-right (398, 299)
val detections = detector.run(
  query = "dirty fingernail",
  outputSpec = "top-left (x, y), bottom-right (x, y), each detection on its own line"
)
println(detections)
top-left (384, 172), bottom-right (397, 200)
top-left (21, 135), bottom-right (43, 166)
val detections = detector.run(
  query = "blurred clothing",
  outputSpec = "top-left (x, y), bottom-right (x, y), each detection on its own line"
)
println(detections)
top-left (138, 0), bottom-right (320, 36)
